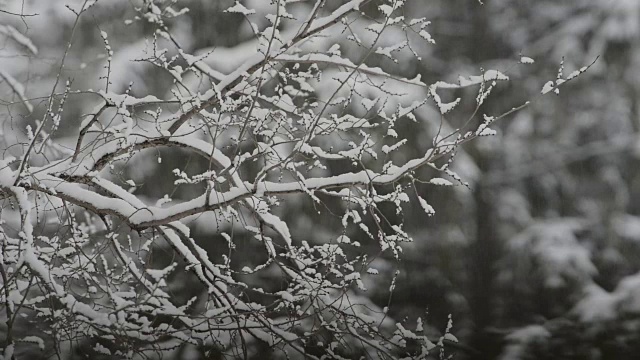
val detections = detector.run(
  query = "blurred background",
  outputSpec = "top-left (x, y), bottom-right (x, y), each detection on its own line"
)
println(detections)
top-left (2, 0), bottom-right (640, 359)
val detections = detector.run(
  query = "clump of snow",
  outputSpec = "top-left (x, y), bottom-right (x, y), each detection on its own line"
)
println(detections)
top-left (520, 56), bottom-right (534, 64)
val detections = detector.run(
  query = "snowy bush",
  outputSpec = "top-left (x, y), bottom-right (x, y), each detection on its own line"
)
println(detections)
top-left (0, 0), bottom-right (590, 359)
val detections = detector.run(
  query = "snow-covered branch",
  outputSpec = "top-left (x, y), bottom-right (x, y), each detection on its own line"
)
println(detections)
top-left (0, 0), bottom-right (590, 358)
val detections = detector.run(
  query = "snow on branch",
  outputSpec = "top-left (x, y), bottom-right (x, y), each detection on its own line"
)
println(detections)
top-left (0, 0), bottom-right (593, 358)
